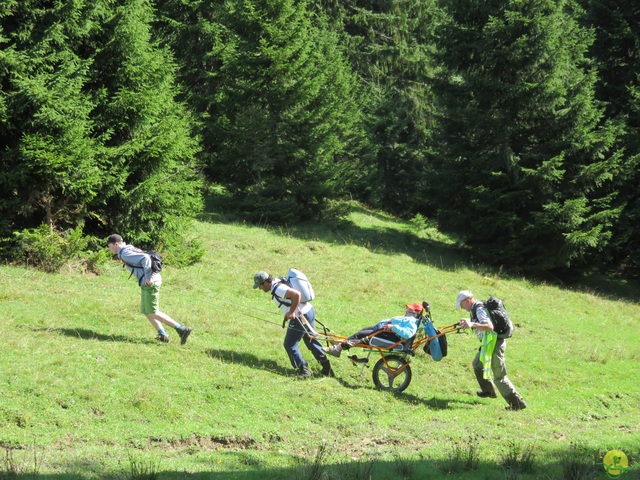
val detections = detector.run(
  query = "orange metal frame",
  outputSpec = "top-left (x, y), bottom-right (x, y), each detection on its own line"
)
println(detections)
top-left (316, 318), bottom-right (463, 377)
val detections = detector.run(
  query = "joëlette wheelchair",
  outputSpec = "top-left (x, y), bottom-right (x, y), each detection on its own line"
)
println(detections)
top-left (310, 301), bottom-right (463, 393)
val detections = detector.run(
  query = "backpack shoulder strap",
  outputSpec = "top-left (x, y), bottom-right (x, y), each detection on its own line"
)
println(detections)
top-left (471, 300), bottom-right (490, 322)
top-left (119, 246), bottom-right (148, 285)
top-left (470, 301), bottom-right (480, 321)
top-left (119, 246), bottom-right (147, 268)
top-left (271, 278), bottom-right (292, 308)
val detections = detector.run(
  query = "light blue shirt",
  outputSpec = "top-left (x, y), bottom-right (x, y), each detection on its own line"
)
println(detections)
top-left (374, 315), bottom-right (419, 339)
top-left (118, 244), bottom-right (161, 286)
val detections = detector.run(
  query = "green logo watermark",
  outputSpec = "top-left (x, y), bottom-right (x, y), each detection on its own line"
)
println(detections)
top-left (602, 450), bottom-right (630, 479)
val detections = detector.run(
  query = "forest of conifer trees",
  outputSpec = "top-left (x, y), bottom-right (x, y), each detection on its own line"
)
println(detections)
top-left (0, 0), bottom-right (638, 277)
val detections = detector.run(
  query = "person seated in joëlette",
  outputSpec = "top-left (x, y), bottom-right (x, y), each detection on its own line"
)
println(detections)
top-left (323, 303), bottom-right (424, 358)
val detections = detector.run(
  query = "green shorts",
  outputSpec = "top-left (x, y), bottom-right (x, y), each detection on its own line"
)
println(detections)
top-left (140, 283), bottom-right (160, 314)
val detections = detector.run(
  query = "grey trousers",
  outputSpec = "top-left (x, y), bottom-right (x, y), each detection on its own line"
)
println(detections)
top-left (472, 337), bottom-right (523, 404)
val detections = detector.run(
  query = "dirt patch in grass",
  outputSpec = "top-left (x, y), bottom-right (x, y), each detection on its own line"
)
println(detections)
top-left (148, 434), bottom-right (259, 451)
top-left (135, 434), bottom-right (434, 458)
top-left (328, 436), bottom-right (435, 458)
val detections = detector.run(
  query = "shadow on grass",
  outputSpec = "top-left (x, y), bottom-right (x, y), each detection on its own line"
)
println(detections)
top-left (331, 373), bottom-right (375, 392)
top-left (205, 348), bottom-right (290, 377)
top-left (207, 349), bottom-right (386, 390)
top-left (6, 446), bottom-right (630, 480)
top-left (40, 328), bottom-right (138, 343)
top-left (289, 215), bottom-right (640, 303)
top-left (336, 372), bottom-right (482, 410)
top-left (202, 192), bottom-right (467, 272)
top-left (207, 347), bottom-right (479, 410)
top-left (204, 191), bottom-right (640, 303)
top-left (288, 218), bottom-right (466, 273)
top-left (398, 391), bottom-right (483, 410)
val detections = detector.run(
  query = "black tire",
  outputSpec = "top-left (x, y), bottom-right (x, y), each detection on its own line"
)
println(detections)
top-left (372, 355), bottom-right (412, 393)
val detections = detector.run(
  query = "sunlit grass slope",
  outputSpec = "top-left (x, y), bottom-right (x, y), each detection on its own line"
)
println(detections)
top-left (0, 204), bottom-right (638, 478)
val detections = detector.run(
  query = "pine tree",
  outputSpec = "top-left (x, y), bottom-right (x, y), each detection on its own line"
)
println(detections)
top-left (0, 0), bottom-right (104, 237)
top-left (609, 77), bottom-right (640, 276)
top-left (0, 0), bottom-right (202, 250)
top-left (159, 0), bottom-right (366, 223)
top-left (429, 0), bottom-right (622, 273)
top-left (153, 0), bottom-right (227, 124)
top-left (89, 0), bottom-right (203, 244)
top-left (583, 0), bottom-right (640, 121)
top-left (583, 0), bottom-right (640, 275)
top-left (318, 0), bottom-right (439, 216)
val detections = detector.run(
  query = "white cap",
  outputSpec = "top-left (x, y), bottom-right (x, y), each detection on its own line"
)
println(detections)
top-left (455, 290), bottom-right (473, 308)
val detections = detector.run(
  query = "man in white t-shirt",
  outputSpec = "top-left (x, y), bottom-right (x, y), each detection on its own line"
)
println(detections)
top-left (253, 271), bottom-right (333, 379)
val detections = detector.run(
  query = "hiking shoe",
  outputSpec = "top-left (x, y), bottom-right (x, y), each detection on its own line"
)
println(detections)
top-left (320, 360), bottom-right (335, 378)
top-left (477, 390), bottom-right (497, 399)
top-left (506, 399), bottom-right (527, 411)
top-left (156, 333), bottom-right (170, 343)
top-left (296, 364), bottom-right (312, 379)
top-left (176, 326), bottom-right (192, 345)
top-left (322, 346), bottom-right (341, 358)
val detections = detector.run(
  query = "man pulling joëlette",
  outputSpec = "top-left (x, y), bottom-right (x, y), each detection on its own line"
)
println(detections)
top-left (107, 234), bottom-right (192, 345)
top-left (456, 290), bottom-right (526, 410)
top-left (253, 270), bottom-right (333, 379)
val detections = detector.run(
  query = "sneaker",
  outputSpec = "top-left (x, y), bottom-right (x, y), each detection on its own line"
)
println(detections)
top-left (322, 345), bottom-right (341, 358)
top-left (296, 364), bottom-right (312, 379)
top-left (156, 333), bottom-right (170, 343)
top-left (176, 326), bottom-right (192, 345)
top-left (477, 390), bottom-right (497, 399)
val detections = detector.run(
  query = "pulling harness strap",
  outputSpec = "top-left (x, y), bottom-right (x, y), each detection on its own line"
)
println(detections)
top-left (296, 313), bottom-right (318, 338)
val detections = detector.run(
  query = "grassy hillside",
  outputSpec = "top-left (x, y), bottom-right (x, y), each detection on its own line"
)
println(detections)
top-left (0, 204), bottom-right (638, 479)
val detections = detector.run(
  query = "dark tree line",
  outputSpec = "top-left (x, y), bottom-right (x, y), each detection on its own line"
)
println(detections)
top-left (428, 0), bottom-right (624, 273)
top-left (0, 0), bottom-right (638, 277)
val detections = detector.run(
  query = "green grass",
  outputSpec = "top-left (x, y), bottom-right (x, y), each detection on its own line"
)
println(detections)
top-left (0, 203), bottom-right (639, 479)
